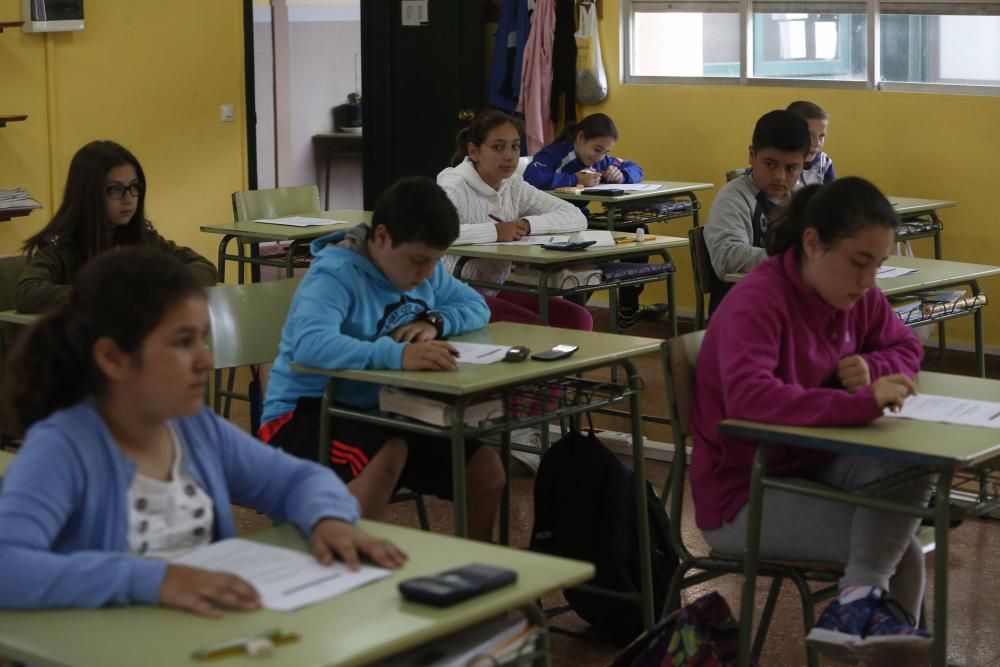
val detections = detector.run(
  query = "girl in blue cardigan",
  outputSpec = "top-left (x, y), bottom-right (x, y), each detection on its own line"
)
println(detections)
top-left (0, 248), bottom-right (405, 616)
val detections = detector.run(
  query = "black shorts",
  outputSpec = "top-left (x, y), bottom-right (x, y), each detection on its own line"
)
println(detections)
top-left (259, 397), bottom-right (482, 500)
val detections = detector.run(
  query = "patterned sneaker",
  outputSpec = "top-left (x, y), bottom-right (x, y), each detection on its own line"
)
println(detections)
top-left (806, 590), bottom-right (931, 665)
top-left (618, 303), bottom-right (669, 329)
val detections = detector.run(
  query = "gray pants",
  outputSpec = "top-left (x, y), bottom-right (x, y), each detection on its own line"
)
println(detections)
top-left (702, 453), bottom-right (932, 619)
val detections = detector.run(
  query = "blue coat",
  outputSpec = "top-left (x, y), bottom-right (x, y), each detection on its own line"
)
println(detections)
top-left (0, 401), bottom-right (359, 609)
top-left (523, 139), bottom-right (644, 190)
top-left (488, 0), bottom-right (531, 112)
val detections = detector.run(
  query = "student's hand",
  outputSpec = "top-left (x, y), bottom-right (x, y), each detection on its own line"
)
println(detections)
top-left (495, 221), bottom-right (526, 242)
top-left (310, 518), bottom-right (408, 570)
top-left (160, 564), bottom-right (261, 618)
top-left (575, 169), bottom-right (600, 187)
top-left (514, 219), bottom-right (531, 237)
top-left (837, 354), bottom-right (871, 393)
top-left (872, 374), bottom-right (918, 412)
top-left (602, 165), bottom-right (624, 184)
top-left (402, 340), bottom-right (459, 371)
top-left (389, 320), bottom-right (437, 343)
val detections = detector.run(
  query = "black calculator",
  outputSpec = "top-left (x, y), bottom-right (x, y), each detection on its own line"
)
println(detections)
top-left (398, 563), bottom-right (517, 607)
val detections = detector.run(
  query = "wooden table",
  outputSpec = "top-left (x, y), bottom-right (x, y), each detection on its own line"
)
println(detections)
top-left (312, 132), bottom-right (363, 209)
top-left (891, 196), bottom-right (956, 260)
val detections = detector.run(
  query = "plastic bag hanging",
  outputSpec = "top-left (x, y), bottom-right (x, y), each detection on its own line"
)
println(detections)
top-left (575, 3), bottom-right (607, 104)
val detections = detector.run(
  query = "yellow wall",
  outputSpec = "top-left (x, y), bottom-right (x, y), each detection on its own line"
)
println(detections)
top-left (0, 0), bottom-right (247, 269)
top-left (587, 0), bottom-right (1000, 349)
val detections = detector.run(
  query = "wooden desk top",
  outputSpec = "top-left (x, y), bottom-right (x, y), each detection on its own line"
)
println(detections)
top-left (875, 255), bottom-right (1000, 297)
top-left (0, 521), bottom-right (593, 667)
top-left (549, 180), bottom-right (714, 204)
top-left (292, 322), bottom-right (663, 396)
top-left (446, 231), bottom-right (687, 265)
top-left (720, 372), bottom-right (1000, 466)
top-left (890, 196), bottom-right (956, 216)
top-left (200, 210), bottom-right (371, 242)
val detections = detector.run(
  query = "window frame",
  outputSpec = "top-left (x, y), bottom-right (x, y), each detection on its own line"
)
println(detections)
top-left (622, 0), bottom-right (1000, 94)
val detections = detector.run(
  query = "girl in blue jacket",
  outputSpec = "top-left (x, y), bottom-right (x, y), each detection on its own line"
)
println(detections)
top-left (523, 113), bottom-right (643, 190)
top-left (0, 247), bottom-right (405, 615)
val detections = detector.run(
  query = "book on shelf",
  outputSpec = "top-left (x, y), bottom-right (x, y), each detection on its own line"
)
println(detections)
top-left (0, 188), bottom-right (42, 211)
top-left (378, 387), bottom-right (504, 427)
top-left (888, 296), bottom-right (923, 323)
top-left (374, 617), bottom-right (538, 667)
top-left (914, 289), bottom-right (987, 316)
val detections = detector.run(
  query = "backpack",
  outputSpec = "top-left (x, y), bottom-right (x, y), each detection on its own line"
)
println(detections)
top-left (611, 592), bottom-right (751, 667)
top-left (530, 425), bottom-right (679, 641)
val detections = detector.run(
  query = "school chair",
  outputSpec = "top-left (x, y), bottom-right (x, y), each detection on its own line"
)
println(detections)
top-left (231, 185), bottom-right (322, 281)
top-left (0, 255), bottom-right (26, 447)
top-left (204, 278), bottom-right (430, 530)
top-left (688, 226), bottom-right (714, 330)
top-left (662, 330), bottom-right (843, 667)
top-left (515, 155), bottom-right (532, 177)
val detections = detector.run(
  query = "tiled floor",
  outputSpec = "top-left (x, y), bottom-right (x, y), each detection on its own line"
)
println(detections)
top-left (229, 312), bottom-right (1000, 666)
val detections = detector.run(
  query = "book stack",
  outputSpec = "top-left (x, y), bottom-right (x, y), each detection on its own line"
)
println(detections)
top-left (0, 188), bottom-right (42, 220)
top-left (378, 387), bottom-right (504, 427)
top-left (888, 296), bottom-right (923, 324)
top-left (915, 289), bottom-right (988, 317)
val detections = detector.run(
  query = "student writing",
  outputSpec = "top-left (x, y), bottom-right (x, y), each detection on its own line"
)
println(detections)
top-left (0, 248), bottom-right (404, 615)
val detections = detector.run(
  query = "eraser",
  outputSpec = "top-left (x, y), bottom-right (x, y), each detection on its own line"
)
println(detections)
top-left (245, 638), bottom-right (275, 658)
top-left (635, 228), bottom-right (645, 242)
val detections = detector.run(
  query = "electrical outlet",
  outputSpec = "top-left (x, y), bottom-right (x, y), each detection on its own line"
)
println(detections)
top-left (220, 104), bottom-right (235, 122)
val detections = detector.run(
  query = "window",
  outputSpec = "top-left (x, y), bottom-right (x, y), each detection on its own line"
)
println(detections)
top-left (625, 0), bottom-right (1000, 91)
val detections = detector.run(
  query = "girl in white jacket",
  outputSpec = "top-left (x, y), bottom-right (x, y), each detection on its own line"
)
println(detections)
top-left (437, 110), bottom-right (592, 330)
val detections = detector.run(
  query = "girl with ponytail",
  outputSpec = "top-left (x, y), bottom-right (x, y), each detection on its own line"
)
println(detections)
top-left (0, 248), bottom-right (404, 615)
top-left (690, 177), bottom-right (934, 662)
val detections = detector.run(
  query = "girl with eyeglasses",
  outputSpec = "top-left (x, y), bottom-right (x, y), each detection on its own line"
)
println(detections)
top-left (14, 140), bottom-right (216, 313)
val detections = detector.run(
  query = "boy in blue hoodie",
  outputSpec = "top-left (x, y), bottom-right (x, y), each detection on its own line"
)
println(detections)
top-left (261, 177), bottom-right (503, 541)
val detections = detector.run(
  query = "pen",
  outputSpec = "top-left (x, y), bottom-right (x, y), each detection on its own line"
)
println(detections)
top-left (193, 629), bottom-right (300, 661)
top-left (488, 213), bottom-right (504, 223)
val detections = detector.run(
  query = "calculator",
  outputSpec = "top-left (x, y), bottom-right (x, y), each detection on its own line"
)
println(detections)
top-left (398, 563), bottom-right (517, 607)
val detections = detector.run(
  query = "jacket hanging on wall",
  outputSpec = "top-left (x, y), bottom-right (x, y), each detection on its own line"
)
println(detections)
top-left (488, 0), bottom-right (532, 112)
top-left (517, 0), bottom-right (557, 154)
top-left (549, 0), bottom-right (577, 125)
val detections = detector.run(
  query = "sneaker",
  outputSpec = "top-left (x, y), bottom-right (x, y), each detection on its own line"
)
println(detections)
top-left (617, 303), bottom-right (669, 329)
top-left (806, 590), bottom-right (931, 665)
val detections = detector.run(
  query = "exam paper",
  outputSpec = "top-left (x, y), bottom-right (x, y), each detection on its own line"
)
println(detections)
top-left (449, 342), bottom-right (511, 365)
top-left (479, 235), bottom-right (569, 246)
top-left (173, 538), bottom-right (390, 611)
top-left (583, 183), bottom-right (663, 192)
top-left (254, 216), bottom-right (347, 227)
top-left (876, 265), bottom-right (920, 279)
top-left (882, 393), bottom-right (1000, 429)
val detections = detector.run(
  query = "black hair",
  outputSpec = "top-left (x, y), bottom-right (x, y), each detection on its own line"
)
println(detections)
top-left (751, 110), bottom-right (811, 156)
top-left (22, 140), bottom-right (150, 261)
top-left (786, 100), bottom-right (829, 121)
top-left (450, 109), bottom-right (523, 167)
top-left (371, 176), bottom-right (460, 250)
top-left (6, 247), bottom-right (204, 433)
top-left (557, 112), bottom-right (619, 143)
top-left (764, 177), bottom-right (900, 257)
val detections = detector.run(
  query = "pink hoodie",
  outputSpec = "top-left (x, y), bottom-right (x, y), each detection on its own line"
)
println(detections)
top-left (690, 248), bottom-right (924, 530)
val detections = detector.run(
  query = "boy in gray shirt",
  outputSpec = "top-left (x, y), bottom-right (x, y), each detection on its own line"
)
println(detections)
top-left (704, 110), bottom-right (811, 315)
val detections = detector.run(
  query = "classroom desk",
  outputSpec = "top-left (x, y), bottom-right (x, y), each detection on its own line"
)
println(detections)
top-left (550, 181), bottom-right (714, 232)
top-left (312, 132), bottom-right (363, 210)
top-left (726, 254), bottom-right (1000, 377)
top-left (0, 521), bottom-right (594, 667)
top-left (447, 232), bottom-right (688, 337)
top-left (292, 321), bottom-right (664, 628)
top-left (891, 196), bottom-right (955, 260)
top-left (720, 372), bottom-right (1000, 667)
top-left (200, 209), bottom-right (370, 283)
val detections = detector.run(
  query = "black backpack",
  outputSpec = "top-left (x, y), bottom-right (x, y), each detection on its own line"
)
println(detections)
top-left (530, 426), bottom-right (679, 641)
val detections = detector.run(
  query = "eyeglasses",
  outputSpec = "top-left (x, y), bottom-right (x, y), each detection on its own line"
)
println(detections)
top-left (105, 182), bottom-right (144, 199)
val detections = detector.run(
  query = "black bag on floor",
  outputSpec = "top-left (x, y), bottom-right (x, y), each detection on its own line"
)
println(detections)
top-left (530, 424), bottom-right (679, 641)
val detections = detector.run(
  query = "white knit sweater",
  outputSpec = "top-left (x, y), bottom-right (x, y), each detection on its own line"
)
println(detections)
top-left (437, 158), bottom-right (587, 288)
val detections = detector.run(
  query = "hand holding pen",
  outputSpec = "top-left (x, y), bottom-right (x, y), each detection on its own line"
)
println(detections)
top-left (490, 213), bottom-right (530, 241)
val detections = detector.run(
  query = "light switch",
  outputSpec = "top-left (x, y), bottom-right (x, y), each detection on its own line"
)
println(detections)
top-left (220, 104), bottom-right (235, 122)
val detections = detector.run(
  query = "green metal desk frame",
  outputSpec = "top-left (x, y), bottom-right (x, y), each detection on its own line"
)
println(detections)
top-left (891, 196), bottom-right (955, 261)
top-left (720, 372), bottom-right (1000, 667)
top-left (294, 323), bottom-right (665, 630)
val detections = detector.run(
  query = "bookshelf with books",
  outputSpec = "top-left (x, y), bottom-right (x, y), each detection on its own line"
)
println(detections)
top-left (890, 290), bottom-right (988, 327)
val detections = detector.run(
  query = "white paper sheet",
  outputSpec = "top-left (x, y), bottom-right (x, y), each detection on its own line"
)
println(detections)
top-left (876, 265), bottom-right (920, 279)
top-left (253, 216), bottom-right (347, 227)
top-left (449, 342), bottom-right (511, 365)
top-left (583, 183), bottom-right (663, 192)
top-left (882, 393), bottom-right (1000, 429)
top-left (173, 538), bottom-right (390, 611)
top-left (572, 230), bottom-right (615, 247)
top-left (477, 235), bottom-right (569, 246)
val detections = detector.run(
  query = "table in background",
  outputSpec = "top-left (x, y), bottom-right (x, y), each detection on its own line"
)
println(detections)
top-left (293, 322), bottom-right (665, 629)
top-left (200, 209), bottom-right (370, 283)
top-left (447, 232), bottom-right (688, 337)
top-left (550, 181), bottom-right (714, 232)
top-left (0, 521), bottom-right (593, 667)
top-left (721, 372), bottom-right (1000, 667)
top-left (312, 132), bottom-right (363, 209)
top-left (727, 254), bottom-right (1000, 377)
top-left (891, 196), bottom-right (955, 260)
